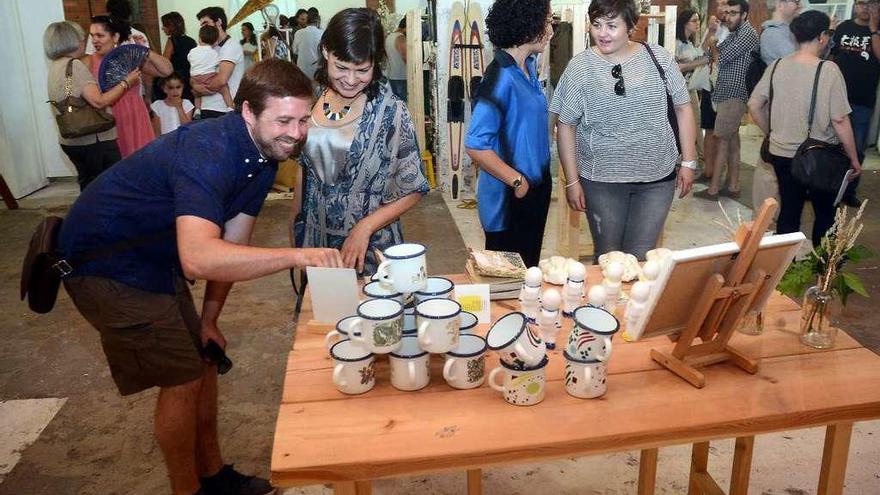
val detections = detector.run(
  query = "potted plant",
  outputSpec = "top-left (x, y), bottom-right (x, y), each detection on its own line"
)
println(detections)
top-left (778, 202), bottom-right (871, 348)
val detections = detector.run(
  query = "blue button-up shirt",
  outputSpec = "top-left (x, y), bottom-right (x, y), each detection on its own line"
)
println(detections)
top-left (465, 50), bottom-right (550, 232)
top-left (59, 112), bottom-right (278, 294)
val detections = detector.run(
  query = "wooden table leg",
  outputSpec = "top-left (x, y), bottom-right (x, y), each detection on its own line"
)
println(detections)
top-left (467, 468), bottom-right (482, 495)
top-left (334, 480), bottom-right (372, 495)
top-left (817, 423), bottom-right (853, 495)
top-left (638, 448), bottom-right (659, 495)
top-left (0, 174), bottom-right (18, 210)
top-left (729, 436), bottom-right (755, 495)
top-left (688, 442), bottom-right (710, 495)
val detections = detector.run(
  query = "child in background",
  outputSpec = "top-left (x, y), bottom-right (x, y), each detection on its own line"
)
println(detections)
top-left (188, 25), bottom-right (233, 118)
top-left (150, 73), bottom-right (194, 135)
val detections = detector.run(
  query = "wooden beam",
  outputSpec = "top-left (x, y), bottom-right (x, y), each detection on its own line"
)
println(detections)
top-left (406, 10), bottom-right (426, 153)
top-left (467, 469), bottom-right (482, 495)
top-left (688, 442), bottom-right (710, 495)
top-left (638, 448), bottom-right (659, 495)
top-left (729, 436), bottom-right (755, 495)
top-left (0, 174), bottom-right (18, 210)
top-left (817, 423), bottom-right (854, 495)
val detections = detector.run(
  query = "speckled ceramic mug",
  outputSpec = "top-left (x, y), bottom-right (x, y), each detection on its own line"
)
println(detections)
top-left (488, 355), bottom-right (549, 406)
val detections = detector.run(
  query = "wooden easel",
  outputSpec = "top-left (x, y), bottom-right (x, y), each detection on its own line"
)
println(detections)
top-left (650, 198), bottom-right (779, 388)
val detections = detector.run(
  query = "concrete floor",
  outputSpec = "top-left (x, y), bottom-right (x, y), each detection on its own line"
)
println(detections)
top-left (1, 126), bottom-right (879, 494)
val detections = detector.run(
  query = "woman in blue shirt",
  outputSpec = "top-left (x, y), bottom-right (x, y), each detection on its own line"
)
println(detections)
top-left (465, 0), bottom-right (553, 267)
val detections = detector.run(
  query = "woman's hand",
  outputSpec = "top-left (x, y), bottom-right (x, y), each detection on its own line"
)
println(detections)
top-left (677, 167), bottom-right (695, 198)
top-left (513, 176), bottom-right (530, 199)
top-left (341, 221), bottom-right (373, 273)
top-left (850, 160), bottom-right (863, 179)
top-left (124, 68), bottom-right (141, 89)
top-left (565, 181), bottom-right (586, 212)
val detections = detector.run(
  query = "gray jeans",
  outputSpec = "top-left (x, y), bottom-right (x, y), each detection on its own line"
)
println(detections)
top-left (580, 177), bottom-right (675, 260)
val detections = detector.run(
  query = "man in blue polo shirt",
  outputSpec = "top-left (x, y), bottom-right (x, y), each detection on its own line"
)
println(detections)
top-left (59, 60), bottom-right (341, 495)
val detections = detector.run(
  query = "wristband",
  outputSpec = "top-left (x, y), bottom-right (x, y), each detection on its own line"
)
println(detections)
top-left (119, 80), bottom-right (130, 91)
top-left (873, 31), bottom-right (880, 37)
top-left (565, 180), bottom-right (580, 189)
top-left (680, 160), bottom-right (698, 170)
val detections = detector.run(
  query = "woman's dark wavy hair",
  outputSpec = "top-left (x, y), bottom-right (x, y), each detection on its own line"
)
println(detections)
top-left (161, 11), bottom-right (186, 37)
top-left (91, 14), bottom-right (131, 43)
top-left (790, 9), bottom-right (830, 44)
top-left (676, 9), bottom-right (698, 44)
top-left (241, 22), bottom-right (257, 45)
top-left (314, 8), bottom-right (386, 100)
top-left (588, 0), bottom-right (640, 30)
top-left (485, 0), bottom-right (551, 49)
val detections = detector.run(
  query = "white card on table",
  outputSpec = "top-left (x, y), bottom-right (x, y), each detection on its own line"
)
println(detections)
top-left (306, 267), bottom-right (359, 323)
top-left (454, 284), bottom-right (491, 323)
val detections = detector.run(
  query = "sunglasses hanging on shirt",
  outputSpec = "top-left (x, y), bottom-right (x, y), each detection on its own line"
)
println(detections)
top-left (612, 64), bottom-right (625, 96)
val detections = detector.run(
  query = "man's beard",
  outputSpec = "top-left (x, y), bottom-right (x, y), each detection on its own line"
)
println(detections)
top-left (255, 134), bottom-right (305, 161)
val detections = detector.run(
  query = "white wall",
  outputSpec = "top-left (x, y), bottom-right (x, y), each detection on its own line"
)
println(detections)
top-left (0, 0), bottom-right (70, 197)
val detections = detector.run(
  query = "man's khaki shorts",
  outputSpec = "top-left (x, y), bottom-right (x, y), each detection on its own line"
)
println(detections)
top-left (64, 276), bottom-right (204, 395)
top-left (713, 99), bottom-right (748, 139)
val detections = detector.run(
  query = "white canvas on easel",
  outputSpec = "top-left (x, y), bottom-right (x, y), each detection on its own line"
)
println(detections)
top-left (627, 231), bottom-right (806, 341)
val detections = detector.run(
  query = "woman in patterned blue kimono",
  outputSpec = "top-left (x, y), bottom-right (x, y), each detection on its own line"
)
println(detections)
top-left (292, 8), bottom-right (429, 275)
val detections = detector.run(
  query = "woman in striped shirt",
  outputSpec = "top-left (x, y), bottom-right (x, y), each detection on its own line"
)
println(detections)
top-left (550, 0), bottom-right (697, 260)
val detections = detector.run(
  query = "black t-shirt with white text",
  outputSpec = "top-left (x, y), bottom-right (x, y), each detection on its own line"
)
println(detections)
top-left (833, 20), bottom-right (880, 107)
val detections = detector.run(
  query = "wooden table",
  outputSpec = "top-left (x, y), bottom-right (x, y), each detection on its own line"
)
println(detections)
top-left (271, 270), bottom-right (880, 494)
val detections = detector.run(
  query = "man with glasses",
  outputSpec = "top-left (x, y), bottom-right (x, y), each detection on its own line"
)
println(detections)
top-left (761, 0), bottom-right (800, 64)
top-left (831, 0), bottom-right (880, 207)
top-left (696, 0), bottom-right (758, 201)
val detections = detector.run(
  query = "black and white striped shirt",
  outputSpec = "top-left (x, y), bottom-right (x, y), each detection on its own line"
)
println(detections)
top-left (550, 43), bottom-right (689, 183)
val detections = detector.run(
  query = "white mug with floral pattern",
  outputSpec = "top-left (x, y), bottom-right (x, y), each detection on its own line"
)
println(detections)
top-left (330, 339), bottom-right (376, 395)
top-left (443, 334), bottom-right (488, 389)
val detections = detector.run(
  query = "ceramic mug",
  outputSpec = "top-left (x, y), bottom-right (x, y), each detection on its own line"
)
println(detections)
top-left (563, 351), bottom-right (607, 399)
top-left (488, 355), bottom-right (549, 406)
top-left (376, 243), bottom-right (428, 293)
top-left (330, 339), bottom-right (376, 395)
top-left (415, 298), bottom-right (462, 353)
top-left (568, 305), bottom-right (619, 362)
top-left (325, 315), bottom-right (359, 350)
top-left (459, 311), bottom-right (478, 334)
top-left (362, 280), bottom-right (405, 306)
top-left (389, 336), bottom-right (431, 391)
top-left (486, 312), bottom-right (546, 369)
top-left (443, 334), bottom-right (488, 389)
top-left (349, 298), bottom-right (404, 354)
top-left (413, 276), bottom-right (455, 304)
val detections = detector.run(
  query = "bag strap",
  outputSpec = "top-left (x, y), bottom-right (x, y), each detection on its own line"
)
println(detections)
top-left (638, 41), bottom-right (670, 94)
top-left (54, 228), bottom-right (175, 277)
top-left (64, 58), bottom-right (75, 99)
top-left (805, 60), bottom-right (826, 138)
top-left (767, 59), bottom-right (781, 135)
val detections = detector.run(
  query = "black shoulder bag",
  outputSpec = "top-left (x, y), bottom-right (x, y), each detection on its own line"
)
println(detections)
top-left (790, 61), bottom-right (851, 194)
top-left (639, 41), bottom-right (681, 153)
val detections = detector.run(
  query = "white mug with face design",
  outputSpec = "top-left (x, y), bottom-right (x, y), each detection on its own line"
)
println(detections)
top-left (568, 305), bottom-right (619, 362)
top-left (486, 312), bottom-right (546, 369)
top-left (488, 356), bottom-right (549, 406)
top-left (348, 298), bottom-right (404, 354)
top-left (330, 340), bottom-right (376, 395)
top-left (389, 336), bottom-right (431, 391)
top-left (443, 334), bottom-right (488, 389)
top-left (563, 351), bottom-right (608, 399)
top-left (325, 315), bottom-right (359, 351)
top-left (415, 298), bottom-right (461, 354)
top-left (413, 276), bottom-right (455, 304)
top-left (376, 243), bottom-right (428, 293)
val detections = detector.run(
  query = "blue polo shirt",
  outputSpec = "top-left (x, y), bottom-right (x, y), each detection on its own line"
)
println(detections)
top-left (59, 112), bottom-right (278, 294)
top-left (465, 50), bottom-right (550, 232)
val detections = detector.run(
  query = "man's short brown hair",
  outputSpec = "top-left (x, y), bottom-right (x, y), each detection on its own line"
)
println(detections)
top-left (233, 59), bottom-right (314, 116)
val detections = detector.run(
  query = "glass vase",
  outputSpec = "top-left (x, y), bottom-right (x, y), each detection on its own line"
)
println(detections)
top-left (737, 310), bottom-right (764, 336)
top-left (799, 285), bottom-right (841, 349)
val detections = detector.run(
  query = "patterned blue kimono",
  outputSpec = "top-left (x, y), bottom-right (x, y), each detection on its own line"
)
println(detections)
top-left (295, 82), bottom-right (429, 275)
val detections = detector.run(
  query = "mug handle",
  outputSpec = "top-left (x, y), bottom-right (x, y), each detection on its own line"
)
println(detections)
top-left (324, 330), bottom-right (340, 350)
top-left (442, 357), bottom-right (456, 381)
top-left (514, 341), bottom-right (542, 367)
top-left (596, 336), bottom-right (613, 362)
top-left (417, 321), bottom-right (432, 348)
top-left (348, 318), bottom-right (366, 346)
top-left (332, 363), bottom-right (346, 388)
top-left (488, 367), bottom-right (506, 393)
top-left (376, 260), bottom-right (393, 285)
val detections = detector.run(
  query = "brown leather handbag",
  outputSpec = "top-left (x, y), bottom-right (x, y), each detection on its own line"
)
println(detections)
top-left (48, 59), bottom-right (115, 139)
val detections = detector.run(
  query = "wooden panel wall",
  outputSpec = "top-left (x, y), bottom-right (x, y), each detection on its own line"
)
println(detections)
top-left (62, 0), bottom-right (160, 48)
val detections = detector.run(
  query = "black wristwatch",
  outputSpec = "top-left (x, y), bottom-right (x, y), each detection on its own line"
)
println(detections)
top-left (511, 175), bottom-right (523, 190)
top-left (873, 30), bottom-right (880, 37)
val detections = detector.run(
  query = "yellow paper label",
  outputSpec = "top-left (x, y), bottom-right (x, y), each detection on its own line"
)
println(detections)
top-left (458, 295), bottom-right (484, 313)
